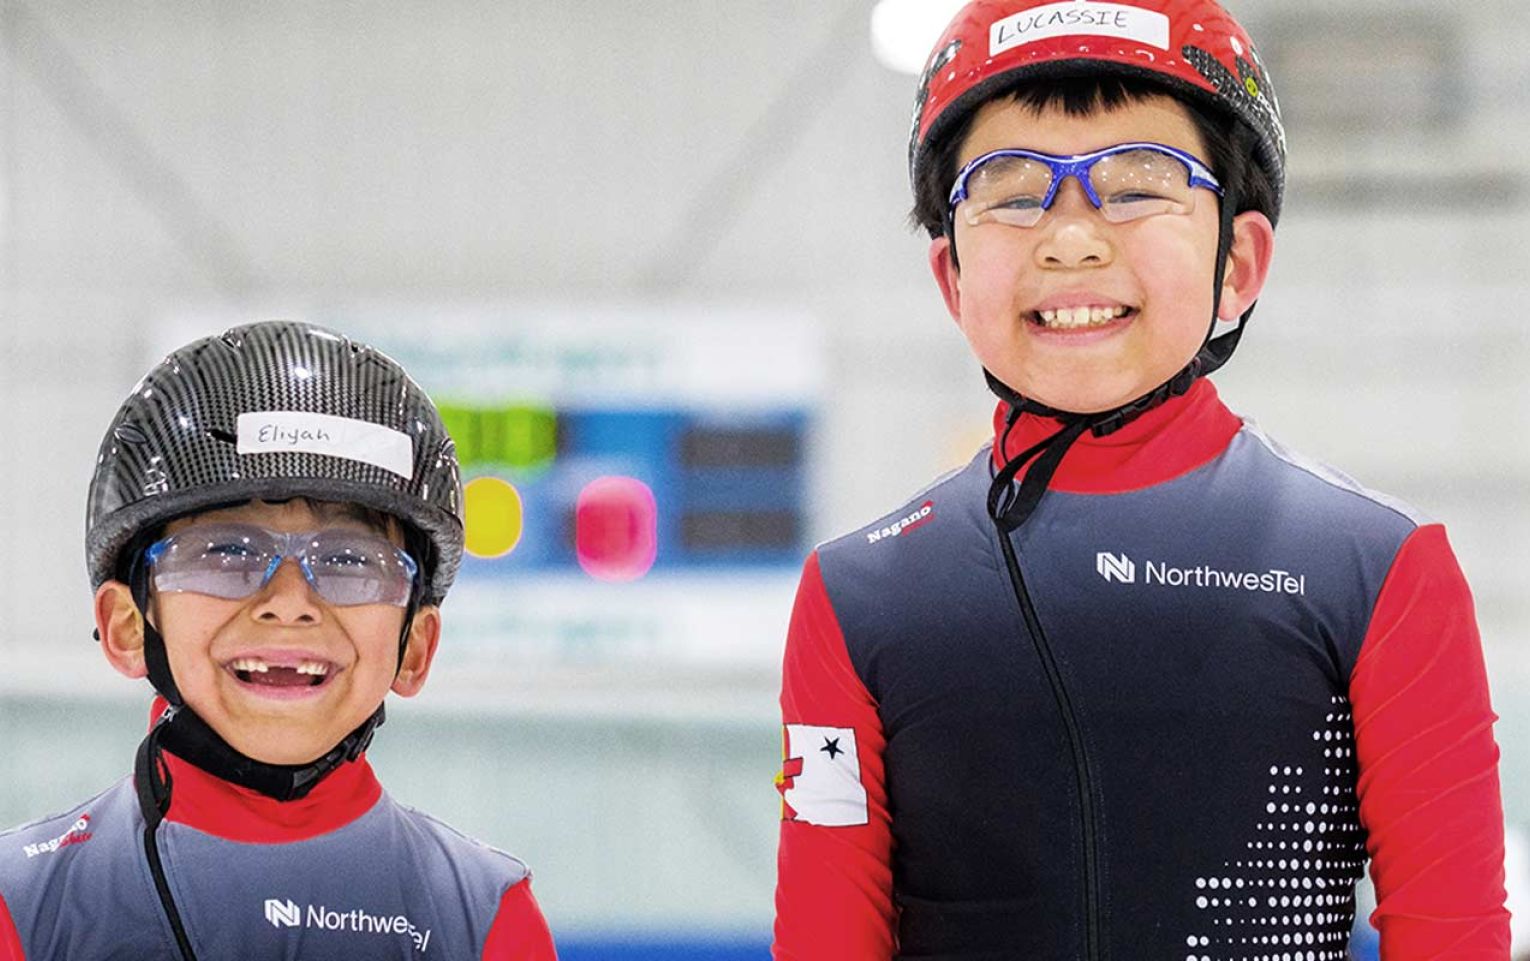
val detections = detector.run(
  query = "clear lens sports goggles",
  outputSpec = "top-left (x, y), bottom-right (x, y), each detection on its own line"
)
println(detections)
top-left (145, 523), bottom-right (419, 608)
top-left (948, 142), bottom-right (1223, 229)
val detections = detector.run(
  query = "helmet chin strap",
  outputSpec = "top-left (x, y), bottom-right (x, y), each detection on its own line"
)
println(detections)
top-left (127, 550), bottom-right (416, 809)
top-left (980, 123), bottom-right (1256, 534)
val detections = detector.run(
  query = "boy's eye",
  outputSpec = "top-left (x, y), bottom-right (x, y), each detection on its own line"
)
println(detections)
top-left (204, 541), bottom-right (259, 559)
top-left (319, 550), bottom-right (375, 570)
top-left (964, 194), bottom-right (1046, 226)
top-left (311, 535), bottom-right (400, 572)
top-left (1105, 191), bottom-right (1173, 204)
top-left (993, 195), bottom-right (1045, 211)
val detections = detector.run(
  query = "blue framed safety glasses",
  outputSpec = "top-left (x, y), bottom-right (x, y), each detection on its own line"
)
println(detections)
top-left (146, 523), bottom-right (419, 608)
top-left (948, 141), bottom-right (1223, 229)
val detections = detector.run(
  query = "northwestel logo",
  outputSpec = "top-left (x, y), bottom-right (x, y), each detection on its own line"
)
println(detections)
top-left (259, 897), bottom-right (434, 952)
top-left (265, 898), bottom-right (301, 928)
top-left (1095, 551), bottom-right (1307, 596)
top-left (1096, 552), bottom-right (1136, 584)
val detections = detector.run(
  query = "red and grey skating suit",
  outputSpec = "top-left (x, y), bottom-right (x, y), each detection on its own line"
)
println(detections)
top-left (774, 380), bottom-right (1508, 960)
top-left (0, 724), bottom-right (555, 960)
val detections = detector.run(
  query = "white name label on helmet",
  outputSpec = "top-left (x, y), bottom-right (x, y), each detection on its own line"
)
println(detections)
top-left (990, 2), bottom-right (1170, 56)
top-left (236, 412), bottom-right (414, 479)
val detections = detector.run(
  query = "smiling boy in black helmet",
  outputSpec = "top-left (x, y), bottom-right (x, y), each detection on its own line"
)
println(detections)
top-left (773, 1), bottom-right (1509, 959)
top-left (0, 321), bottom-right (556, 960)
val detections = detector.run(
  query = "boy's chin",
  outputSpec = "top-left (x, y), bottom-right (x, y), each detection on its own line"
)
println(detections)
top-left (1005, 382), bottom-right (1142, 416)
top-left (1001, 365), bottom-right (1194, 416)
top-left (209, 711), bottom-right (373, 767)
top-left (232, 733), bottom-right (343, 767)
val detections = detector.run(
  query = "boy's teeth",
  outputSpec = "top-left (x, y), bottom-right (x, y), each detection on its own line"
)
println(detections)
top-left (1036, 305), bottom-right (1128, 329)
top-left (229, 657), bottom-right (329, 676)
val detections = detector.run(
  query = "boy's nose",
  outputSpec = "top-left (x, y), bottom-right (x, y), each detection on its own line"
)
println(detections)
top-left (1034, 177), bottom-right (1112, 270)
top-left (252, 556), bottom-right (322, 624)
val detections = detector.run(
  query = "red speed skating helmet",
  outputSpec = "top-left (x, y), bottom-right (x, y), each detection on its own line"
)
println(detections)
top-left (910, 0), bottom-right (1287, 222)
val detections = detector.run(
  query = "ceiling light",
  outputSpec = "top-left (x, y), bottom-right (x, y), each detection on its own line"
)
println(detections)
top-left (870, 0), bottom-right (968, 75)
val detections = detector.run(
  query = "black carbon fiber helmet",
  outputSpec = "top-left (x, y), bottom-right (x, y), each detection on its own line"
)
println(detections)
top-left (86, 321), bottom-right (463, 605)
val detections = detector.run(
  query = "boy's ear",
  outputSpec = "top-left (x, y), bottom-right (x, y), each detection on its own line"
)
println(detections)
top-left (1219, 210), bottom-right (1276, 321)
top-left (928, 236), bottom-right (963, 323)
top-left (391, 605), bottom-right (442, 698)
top-left (96, 581), bottom-right (148, 679)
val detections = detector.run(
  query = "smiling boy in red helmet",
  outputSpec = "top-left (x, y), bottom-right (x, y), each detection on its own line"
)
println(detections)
top-left (773, 2), bottom-right (1510, 959)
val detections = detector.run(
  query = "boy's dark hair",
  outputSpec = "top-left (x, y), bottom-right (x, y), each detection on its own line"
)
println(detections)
top-left (910, 75), bottom-right (1278, 242)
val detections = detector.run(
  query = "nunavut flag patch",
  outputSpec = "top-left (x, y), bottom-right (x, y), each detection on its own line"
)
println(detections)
top-left (777, 724), bottom-right (868, 826)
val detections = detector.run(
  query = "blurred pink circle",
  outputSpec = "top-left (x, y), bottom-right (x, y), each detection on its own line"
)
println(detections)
top-left (575, 476), bottom-right (658, 582)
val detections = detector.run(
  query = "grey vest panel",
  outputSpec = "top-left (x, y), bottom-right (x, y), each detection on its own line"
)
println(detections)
top-left (0, 778), bottom-right (168, 961)
top-left (1, 777), bottom-right (529, 960)
top-left (816, 426), bottom-right (1419, 959)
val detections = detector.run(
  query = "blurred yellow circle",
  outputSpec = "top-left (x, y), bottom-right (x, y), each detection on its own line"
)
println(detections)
top-left (463, 476), bottom-right (524, 559)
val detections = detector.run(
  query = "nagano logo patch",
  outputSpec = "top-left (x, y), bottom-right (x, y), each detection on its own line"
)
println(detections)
top-left (866, 501), bottom-right (935, 545)
top-left (22, 813), bottom-right (93, 858)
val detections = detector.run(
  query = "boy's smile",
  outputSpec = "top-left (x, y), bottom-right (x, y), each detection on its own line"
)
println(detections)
top-left (114, 499), bottom-right (441, 766)
top-left (1028, 293), bottom-right (1137, 339)
top-left (225, 647), bottom-right (339, 697)
top-left (929, 94), bottom-right (1271, 414)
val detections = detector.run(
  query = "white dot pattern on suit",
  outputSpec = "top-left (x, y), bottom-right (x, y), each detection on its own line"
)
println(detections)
top-left (1181, 696), bottom-right (1368, 961)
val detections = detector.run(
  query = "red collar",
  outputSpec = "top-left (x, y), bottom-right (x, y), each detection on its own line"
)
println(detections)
top-left (992, 379), bottom-right (1241, 494)
top-left (144, 701), bottom-right (383, 843)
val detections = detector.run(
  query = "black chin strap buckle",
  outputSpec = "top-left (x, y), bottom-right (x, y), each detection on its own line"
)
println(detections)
top-left (134, 707), bottom-right (177, 827)
top-left (1088, 359), bottom-right (1202, 439)
top-left (344, 705), bottom-right (385, 762)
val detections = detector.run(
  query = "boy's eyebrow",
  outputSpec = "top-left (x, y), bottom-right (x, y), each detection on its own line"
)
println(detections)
top-left (309, 500), bottom-right (387, 530)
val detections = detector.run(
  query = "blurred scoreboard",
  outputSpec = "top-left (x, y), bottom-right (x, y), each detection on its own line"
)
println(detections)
top-left (443, 403), bottom-right (809, 577)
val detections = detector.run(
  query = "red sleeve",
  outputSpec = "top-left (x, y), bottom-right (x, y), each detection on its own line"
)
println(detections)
top-left (0, 893), bottom-right (22, 961)
top-left (1349, 524), bottom-right (1510, 959)
top-left (480, 878), bottom-right (557, 961)
top-left (772, 552), bottom-right (895, 960)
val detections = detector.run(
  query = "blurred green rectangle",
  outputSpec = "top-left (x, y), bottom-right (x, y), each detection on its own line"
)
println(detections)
top-left (439, 402), bottom-right (558, 471)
